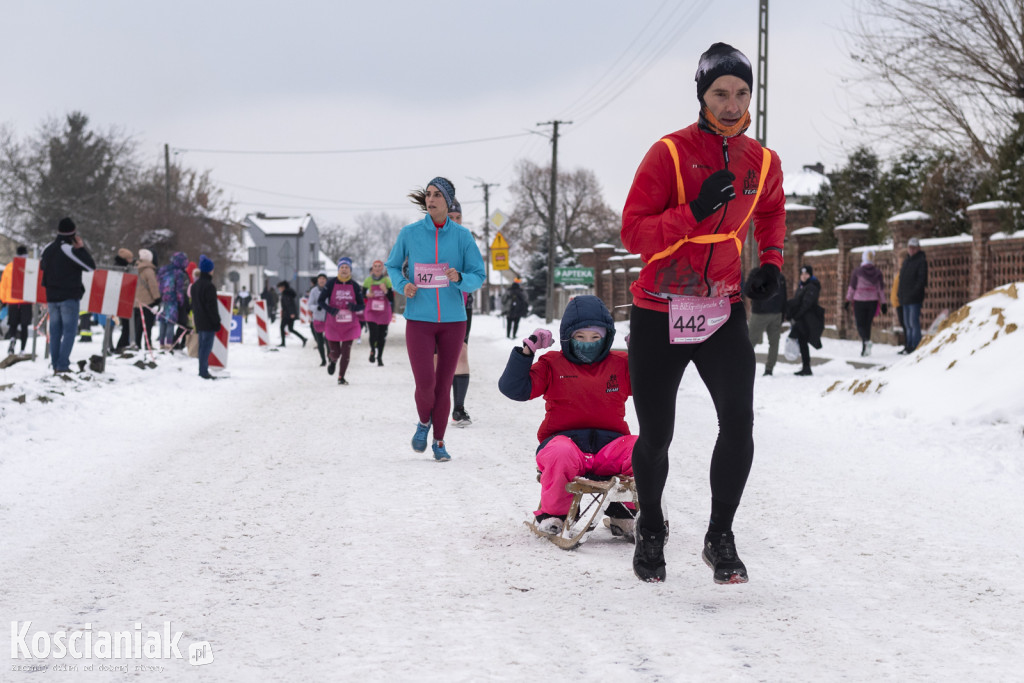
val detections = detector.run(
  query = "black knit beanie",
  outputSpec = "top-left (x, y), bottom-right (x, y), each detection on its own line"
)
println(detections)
top-left (695, 43), bottom-right (753, 103)
top-left (57, 217), bottom-right (77, 236)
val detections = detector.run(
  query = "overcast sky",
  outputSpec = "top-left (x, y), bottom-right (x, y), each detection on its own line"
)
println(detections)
top-left (1, 0), bottom-right (860, 238)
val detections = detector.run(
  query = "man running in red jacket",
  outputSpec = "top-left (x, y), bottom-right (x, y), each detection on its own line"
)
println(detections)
top-left (621, 43), bottom-right (787, 584)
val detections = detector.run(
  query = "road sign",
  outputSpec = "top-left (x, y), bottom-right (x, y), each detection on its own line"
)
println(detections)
top-left (554, 266), bottom-right (594, 285)
top-left (490, 231), bottom-right (509, 250)
top-left (489, 210), bottom-right (508, 231)
top-left (492, 249), bottom-right (509, 270)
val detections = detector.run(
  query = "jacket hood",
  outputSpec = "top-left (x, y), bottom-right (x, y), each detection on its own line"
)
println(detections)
top-left (559, 295), bottom-right (616, 365)
top-left (170, 252), bottom-right (188, 269)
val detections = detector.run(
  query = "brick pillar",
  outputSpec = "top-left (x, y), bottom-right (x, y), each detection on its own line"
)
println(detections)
top-left (592, 244), bottom-right (617, 311)
top-left (834, 222), bottom-right (869, 338)
top-left (888, 212), bottom-right (933, 264)
top-left (966, 202), bottom-right (1013, 300)
top-left (789, 227), bottom-right (822, 292)
top-left (782, 205), bottom-right (817, 280)
top-left (613, 268), bottom-right (628, 319)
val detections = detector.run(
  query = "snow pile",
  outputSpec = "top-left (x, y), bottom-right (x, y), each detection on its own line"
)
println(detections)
top-left (825, 282), bottom-right (1023, 425)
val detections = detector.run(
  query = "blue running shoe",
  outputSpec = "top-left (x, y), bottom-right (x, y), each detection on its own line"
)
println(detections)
top-left (412, 421), bottom-right (430, 452)
top-left (431, 439), bottom-right (451, 462)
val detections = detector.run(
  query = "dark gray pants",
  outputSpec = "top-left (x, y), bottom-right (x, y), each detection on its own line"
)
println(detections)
top-left (748, 312), bottom-right (782, 373)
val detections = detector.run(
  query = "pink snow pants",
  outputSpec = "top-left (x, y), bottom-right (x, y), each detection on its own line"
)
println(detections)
top-left (535, 434), bottom-right (637, 517)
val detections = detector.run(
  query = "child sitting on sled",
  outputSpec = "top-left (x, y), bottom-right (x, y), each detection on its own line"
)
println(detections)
top-left (498, 295), bottom-right (636, 538)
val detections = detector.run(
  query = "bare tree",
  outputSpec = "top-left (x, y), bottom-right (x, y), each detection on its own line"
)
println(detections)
top-left (847, 0), bottom-right (1024, 165)
top-left (506, 159), bottom-right (619, 253)
top-left (317, 212), bottom-right (404, 277)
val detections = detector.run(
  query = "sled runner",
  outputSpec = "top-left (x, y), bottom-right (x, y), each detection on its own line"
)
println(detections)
top-left (525, 475), bottom-right (637, 550)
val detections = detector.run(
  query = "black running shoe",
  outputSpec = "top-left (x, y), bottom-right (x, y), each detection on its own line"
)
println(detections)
top-left (633, 513), bottom-right (667, 583)
top-left (451, 407), bottom-right (472, 426)
top-left (702, 530), bottom-right (748, 584)
top-left (327, 362), bottom-right (336, 375)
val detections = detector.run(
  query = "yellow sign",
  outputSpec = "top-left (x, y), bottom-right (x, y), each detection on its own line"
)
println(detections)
top-left (490, 231), bottom-right (509, 250)
top-left (491, 248), bottom-right (509, 271)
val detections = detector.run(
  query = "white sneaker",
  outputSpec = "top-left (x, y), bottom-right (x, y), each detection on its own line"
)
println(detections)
top-left (865, 341), bottom-right (873, 356)
top-left (535, 517), bottom-right (564, 535)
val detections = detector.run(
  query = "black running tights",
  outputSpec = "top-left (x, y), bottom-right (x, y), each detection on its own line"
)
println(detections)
top-left (628, 303), bottom-right (755, 532)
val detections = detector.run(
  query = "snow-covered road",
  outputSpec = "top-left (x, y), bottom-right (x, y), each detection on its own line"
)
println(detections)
top-left (2, 312), bottom-right (1022, 681)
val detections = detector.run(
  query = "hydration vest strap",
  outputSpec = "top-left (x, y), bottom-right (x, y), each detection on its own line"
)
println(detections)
top-left (649, 139), bottom-right (770, 264)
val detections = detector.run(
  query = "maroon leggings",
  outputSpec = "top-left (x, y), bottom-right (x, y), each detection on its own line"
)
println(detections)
top-left (327, 339), bottom-right (352, 379)
top-left (405, 319), bottom-right (466, 440)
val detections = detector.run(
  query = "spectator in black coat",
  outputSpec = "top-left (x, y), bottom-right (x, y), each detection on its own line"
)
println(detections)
top-left (897, 237), bottom-right (928, 353)
top-left (786, 264), bottom-right (823, 376)
top-left (191, 255), bottom-right (220, 379)
top-left (502, 280), bottom-right (528, 338)
top-left (39, 217), bottom-right (96, 373)
top-left (261, 280), bottom-right (279, 323)
top-left (276, 281), bottom-right (307, 347)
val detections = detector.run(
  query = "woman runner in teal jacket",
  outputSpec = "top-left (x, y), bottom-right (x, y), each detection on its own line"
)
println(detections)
top-left (386, 177), bottom-right (485, 462)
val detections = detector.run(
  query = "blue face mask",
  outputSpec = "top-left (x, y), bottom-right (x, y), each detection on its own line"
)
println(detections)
top-left (570, 338), bottom-right (604, 364)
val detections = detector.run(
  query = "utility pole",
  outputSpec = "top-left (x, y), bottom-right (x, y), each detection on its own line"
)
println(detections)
top-left (749, 0), bottom-right (770, 275)
top-left (537, 120), bottom-right (572, 323)
top-left (164, 144), bottom-right (172, 230)
top-left (296, 225), bottom-right (303, 290)
top-left (473, 179), bottom-right (499, 314)
top-left (755, 0), bottom-right (768, 147)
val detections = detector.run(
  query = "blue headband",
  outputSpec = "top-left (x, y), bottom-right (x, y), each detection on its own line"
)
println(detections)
top-left (427, 177), bottom-right (456, 212)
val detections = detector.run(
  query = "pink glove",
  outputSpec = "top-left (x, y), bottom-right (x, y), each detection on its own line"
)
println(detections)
top-left (523, 329), bottom-right (554, 354)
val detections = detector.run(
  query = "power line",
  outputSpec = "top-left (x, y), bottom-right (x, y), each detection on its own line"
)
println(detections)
top-left (557, 0), bottom-right (677, 118)
top-left (213, 178), bottom-right (409, 207)
top-left (559, 1), bottom-right (710, 128)
top-left (173, 131), bottom-right (532, 156)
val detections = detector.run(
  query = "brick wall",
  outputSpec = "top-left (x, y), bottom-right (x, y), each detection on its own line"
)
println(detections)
top-left (573, 202), bottom-right (1023, 342)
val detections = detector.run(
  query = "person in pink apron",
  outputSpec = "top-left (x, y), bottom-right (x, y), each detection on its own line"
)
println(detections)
top-left (318, 257), bottom-right (364, 385)
top-left (362, 259), bottom-right (393, 367)
top-left (621, 43), bottom-right (787, 585)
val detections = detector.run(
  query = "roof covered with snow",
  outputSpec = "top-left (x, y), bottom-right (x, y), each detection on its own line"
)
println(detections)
top-left (245, 214), bottom-right (314, 236)
top-left (784, 167), bottom-right (829, 197)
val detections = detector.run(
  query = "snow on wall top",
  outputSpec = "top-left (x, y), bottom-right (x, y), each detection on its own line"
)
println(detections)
top-left (966, 200), bottom-right (1019, 211)
top-left (888, 211), bottom-right (931, 222)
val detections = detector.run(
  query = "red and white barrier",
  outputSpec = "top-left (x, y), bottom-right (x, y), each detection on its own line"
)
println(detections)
top-left (208, 293), bottom-right (232, 369)
top-left (299, 296), bottom-right (310, 323)
top-left (8, 257), bottom-right (137, 318)
top-left (254, 299), bottom-right (270, 347)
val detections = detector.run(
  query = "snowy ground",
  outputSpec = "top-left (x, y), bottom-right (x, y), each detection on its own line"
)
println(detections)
top-left (2, 289), bottom-right (1023, 682)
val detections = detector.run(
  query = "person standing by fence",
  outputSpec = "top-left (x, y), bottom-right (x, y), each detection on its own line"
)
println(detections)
top-left (897, 237), bottom-right (928, 354)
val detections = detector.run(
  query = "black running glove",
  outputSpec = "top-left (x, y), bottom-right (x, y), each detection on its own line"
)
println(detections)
top-left (689, 170), bottom-right (736, 223)
top-left (744, 263), bottom-right (780, 301)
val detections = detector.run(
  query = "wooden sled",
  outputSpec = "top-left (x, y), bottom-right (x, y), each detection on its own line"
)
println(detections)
top-left (525, 475), bottom-right (637, 550)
